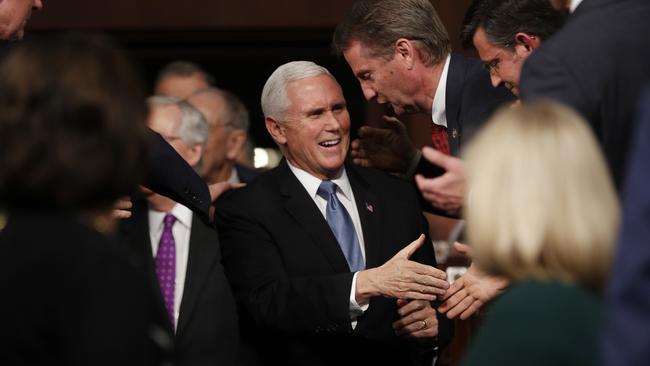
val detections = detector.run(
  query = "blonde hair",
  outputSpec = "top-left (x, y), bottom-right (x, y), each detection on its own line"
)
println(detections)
top-left (464, 102), bottom-right (619, 290)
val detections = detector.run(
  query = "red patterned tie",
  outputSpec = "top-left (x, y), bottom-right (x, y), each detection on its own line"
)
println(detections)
top-left (431, 124), bottom-right (450, 155)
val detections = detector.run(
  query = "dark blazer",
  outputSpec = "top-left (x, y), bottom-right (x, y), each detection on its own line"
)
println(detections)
top-left (235, 163), bottom-right (259, 184)
top-left (461, 281), bottom-right (603, 366)
top-left (216, 160), bottom-right (450, 366)
top-left (416, 53), bottom-right (513, 177)
top-left (120, 200), bottom-right (239, 366)
top-left (0, 212), bottom-right (155, 366)
top-left (603, 88), bottom-right (650, 366)
top-left (145, 130), bottom-right (211, 221)
top-left (520, 0), bottom-right (650, 189)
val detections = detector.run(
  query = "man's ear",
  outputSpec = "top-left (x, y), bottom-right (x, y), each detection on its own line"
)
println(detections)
top-left (265, 117), bottom-right (287, 145)
top-left (225, 129), bottom-right (247, 160)
top-left (394, 38), bottom-right (416, 69)
top-left (514, 32), bottom-right (541, 54)
top-left (185, 144), bottom-right (204, 168)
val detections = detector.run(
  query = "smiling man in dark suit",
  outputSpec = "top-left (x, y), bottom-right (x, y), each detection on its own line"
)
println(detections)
top-left (121, 96), bottom-right (239, 366)
top-left (216, 61), bottom-right (450, 366)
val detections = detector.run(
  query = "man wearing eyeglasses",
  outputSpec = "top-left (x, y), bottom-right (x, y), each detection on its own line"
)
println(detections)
top-left (461, 0), bottom-right (565, 98)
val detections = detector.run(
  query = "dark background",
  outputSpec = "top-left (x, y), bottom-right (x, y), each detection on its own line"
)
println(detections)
top-left (27, 0), bottom-right (473, 149)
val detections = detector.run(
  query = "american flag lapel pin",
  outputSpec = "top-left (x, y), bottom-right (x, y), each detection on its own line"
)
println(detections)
top-left (365, 202), bottom-right (374, 213)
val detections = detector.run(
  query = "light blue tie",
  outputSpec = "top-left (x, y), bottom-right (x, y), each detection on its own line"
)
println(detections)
top-left (317, 181), bottom-right (365, 272)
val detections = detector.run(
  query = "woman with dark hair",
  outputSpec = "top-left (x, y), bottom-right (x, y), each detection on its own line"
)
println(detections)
top-left (0, 33), bottom-right (156, 365)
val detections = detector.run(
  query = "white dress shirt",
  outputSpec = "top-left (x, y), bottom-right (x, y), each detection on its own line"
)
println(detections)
top-left (287, 161), bottom-right (369, 326)
top-left (431, 53), bottom-right (452, 128)
top-left (227, 166), bottom-right (240, 184)
top-left (149, 203), bottom-right (193, 330)
top-left (406, 53), bottom-right (452, 177)
top-left (570, 0), bottom-right (583, 12)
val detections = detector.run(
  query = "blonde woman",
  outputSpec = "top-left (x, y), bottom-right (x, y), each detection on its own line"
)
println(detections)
top-left (460, 102), bottom-right (619, 366)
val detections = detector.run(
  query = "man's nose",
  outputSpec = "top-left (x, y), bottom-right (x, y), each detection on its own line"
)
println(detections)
top-left (360, 82), bottom-right (377, 101)
top-left (490, 73), bottom-right (503, 88)
top-left (33, 0), bottom-right (44, 10)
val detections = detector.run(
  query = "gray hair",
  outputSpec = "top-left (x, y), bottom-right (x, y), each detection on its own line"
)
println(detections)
top-left (332, 0), bottom-right (451, 66)
top-left (261, 61), bottom-right (333, 121)
top-left (147, 95), bottom-right (208, 146)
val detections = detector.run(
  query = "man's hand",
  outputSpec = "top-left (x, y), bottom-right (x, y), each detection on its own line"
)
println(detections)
top-left (356, 234), bottom-right (448, 304)
top-left (111, 196), bottom-right (133, 219)
top-left (208, 181), bottom-right (246, 223)
top-left (438, 243), bottom-right (508, 319)
top-left (208, 181), bottom-right (246, 203)
top-left (414, 147), bottom-right (466, 214)
top-left (393, 299), bottom-right (438, 345)
top-left (350, 116), bottom-right (417, 173)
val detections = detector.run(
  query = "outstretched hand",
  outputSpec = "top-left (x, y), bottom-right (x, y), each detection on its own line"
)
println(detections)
top-left (438, 243), bottom-right (508, 319)
top-left (111, 196), bottom-right (133, 219)
top-left (415, 147), bottom-right (466, 214)
top-left (356, 234), bottom-right (448, 304)
top-left (350, 115), bottom-right (417, 173)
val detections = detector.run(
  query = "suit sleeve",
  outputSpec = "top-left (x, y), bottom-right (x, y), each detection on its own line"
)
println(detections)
top-left (143, 129), bottom-right (211, 221)
top-left (603, 90), bottom-right (650, 366)
top-left (520, 50), bottom-right (593, 121)
top-left (216, 195), bottom-right (355, 334)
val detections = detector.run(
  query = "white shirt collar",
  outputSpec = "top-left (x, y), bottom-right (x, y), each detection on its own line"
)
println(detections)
top-left (148, 203), bottom-right (193, 231)
top-left (431, 54), bottom-right (452, 128)
top-left (286, 161), bottom-right (354, 203)
top-left (227, 166), bottom-right (240, 184)
top-left (570, 0), bottom-right (583, 12)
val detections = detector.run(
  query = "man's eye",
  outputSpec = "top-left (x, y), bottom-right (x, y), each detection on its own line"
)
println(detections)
top-left (360, 72), bottom-right (372, 81)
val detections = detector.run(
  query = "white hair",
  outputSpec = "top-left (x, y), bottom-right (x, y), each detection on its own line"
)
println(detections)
top-left (261, 61), bottom-right (333, 121)
top-left (147, 95), bottom-right (208, 146)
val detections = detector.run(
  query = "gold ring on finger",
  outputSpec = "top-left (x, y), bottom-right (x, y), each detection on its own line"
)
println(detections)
top-left (420, 320), bottom-right (427, 329)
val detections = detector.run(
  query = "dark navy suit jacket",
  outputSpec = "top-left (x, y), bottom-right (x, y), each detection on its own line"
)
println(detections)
top-left (521, 0), bottom-right (650, 189)
top-left (603, 89), bottom-right (650, 366)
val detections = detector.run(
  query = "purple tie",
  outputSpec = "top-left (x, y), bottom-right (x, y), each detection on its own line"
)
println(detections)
top-left (155, 213), bottom-right (176, 327)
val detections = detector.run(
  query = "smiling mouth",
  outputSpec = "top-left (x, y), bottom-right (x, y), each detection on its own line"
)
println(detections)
top-left (319, 139), bottom-right (341, 147)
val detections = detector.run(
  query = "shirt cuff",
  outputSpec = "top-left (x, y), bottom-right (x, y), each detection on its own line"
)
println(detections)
top-left (349, 271), bottom-right (369, 320)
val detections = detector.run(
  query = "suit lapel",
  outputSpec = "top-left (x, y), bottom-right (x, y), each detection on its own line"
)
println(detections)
top-left (346, 166), bottom-right (381, 269)
top-left (176, 214), bottom-right (218, 337)
top-left (277, 161), bottom-right (351, 273)
top-left (445, 53), bottom-right (465, 157)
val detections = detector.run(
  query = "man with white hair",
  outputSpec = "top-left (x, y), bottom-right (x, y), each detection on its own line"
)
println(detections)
top-left (216, 61), bottom-right (451, 366)
top-left (121, 96), bottom-right (240, 366)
